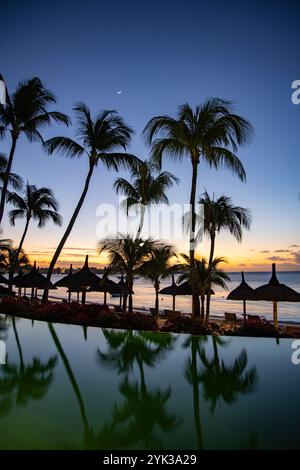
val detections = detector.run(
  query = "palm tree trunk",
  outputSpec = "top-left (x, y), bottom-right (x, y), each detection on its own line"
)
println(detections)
top-left (10, 215), bottom-right (31, 281)
top-left (200, 295), bottom-right (205, 321)
top-left (43, 160), bottom-right (95, 301)
top-left (0, 135), bottom-right (17, 224)
top-left (155, 285), bottom-right (159, 316)
top-left (205, 232), bottom-right (216, 322)
top-left (189, 160), bottom-right (200, 317)
top-left (136, 204), bottom-right (146, 239)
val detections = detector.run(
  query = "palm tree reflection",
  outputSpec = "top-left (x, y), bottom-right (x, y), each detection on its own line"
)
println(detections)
top-left (184, 335), bottom-right (257, 449)
top-left (96, 329), bottom-right (180, 449)
top-left (0, 317), bottom-right (57, 417)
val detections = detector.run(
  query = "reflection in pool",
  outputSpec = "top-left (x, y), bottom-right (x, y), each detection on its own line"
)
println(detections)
top-left (0, 315), bottom-right (299, 449)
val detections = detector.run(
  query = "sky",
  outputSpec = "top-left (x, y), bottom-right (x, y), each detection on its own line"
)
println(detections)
top-left (1, 0), bottom-right (300, 271)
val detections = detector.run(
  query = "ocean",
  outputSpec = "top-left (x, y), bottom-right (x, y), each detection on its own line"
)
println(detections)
top-left (48, 271), bottom-right (300, 323)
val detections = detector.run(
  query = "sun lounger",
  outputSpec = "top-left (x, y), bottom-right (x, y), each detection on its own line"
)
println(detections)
top-left (247, 314), bottom-right (266, 321)
top-left (224, 312), bottom-right (238, 323)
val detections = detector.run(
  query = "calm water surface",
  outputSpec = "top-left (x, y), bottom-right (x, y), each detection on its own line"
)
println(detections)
top-left (0, 315), bottom-right (300, 450)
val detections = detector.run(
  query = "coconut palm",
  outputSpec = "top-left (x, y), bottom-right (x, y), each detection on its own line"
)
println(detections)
top-left (200, 191), bottom-right (251, 317)
top-left (99, 235), bottom-right (155, 312)
top-left (0, 246), bottom-right (29, 274)
top-left (138, 244), bottom-right (175, 315)
top-left (178, 255), bottom-right (230, 321)
top-left (7, 183), bottom-right (62, 278)
top-left (0, 228), bottom-right (12, 253)
top-left (43, 104), bottom-right (138, 301)
top-left (0, 153), bottom-right (23, 192)
top-left (0, 77), bottom-right (69, 223)
top-left (114, 159), bottom-right (179, 238)
top-left (144, 99), bottom-right (253, 316)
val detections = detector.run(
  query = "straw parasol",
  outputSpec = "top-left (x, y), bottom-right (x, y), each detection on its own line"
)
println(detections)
top-left (249, 263), bottom-right (300, 327)
top-left (160, 276), bottom-right (215, 312)
top-left (67, 255), bottom-right (100, 304)
top-left (88, 268), bottom-right (118, 306)
top-left (10, 261), bottom-right (56, 301)
top-left (159, 274), bottom-right (182, 312)
top-left (55, 264), bottom-right (74, 302)
top-left (227, 272), bottom-right (254, 319)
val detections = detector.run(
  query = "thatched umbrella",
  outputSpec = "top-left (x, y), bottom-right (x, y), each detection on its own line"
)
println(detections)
top-left (0, 273), bottom-right (8, 284)
top-left (159, 274), bottom-right (182, 312)
top-left (113, 274), bottom-right (133, 308)
top-left (67, 286), bottom-right (83, 303)
top-left (55, 264), bottom-right (74, 302)
top-left (88, 268), bottom-right (118, 306)
top-left (10, 261), bottom-right (56, 302)
top-left (160, 276), bottom-right (214, 312)
top-left (67, 255), bottom-right (99, 304)
top-left (249, 263), bottom-right (300, 327)
top-left (227, 272), bottom-right (254, 319)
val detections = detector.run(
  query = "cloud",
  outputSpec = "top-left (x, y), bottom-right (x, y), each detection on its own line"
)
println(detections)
top-left (261, 250), bottom-right (270, 253)
top-left (238, 263), bottom-right (247, 266)
top-left (274, 249), bottom-right (291, 253)
top-left (289, 244), bottom-right (300, 248)
top-left (265, 256), bottom-right (292, 261)
top-left (292, 251), bottom-right (300, 264)
top-left (250, 249), bottom-right (256, 252)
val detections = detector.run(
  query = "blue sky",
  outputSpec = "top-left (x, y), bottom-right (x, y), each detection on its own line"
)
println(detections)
top-left (1, 0), bottom-right (300, 269)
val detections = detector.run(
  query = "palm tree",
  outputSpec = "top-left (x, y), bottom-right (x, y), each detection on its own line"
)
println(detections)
top-left (0, 246), bottom-right (29, 276)
top-left (0, 153), bottom-right (23, 192)
top-left (0, 77), bottom-right (69, 223)
top-left (7, 183), bottom-right (62, 278)
top-left (43, 103), bottom-right (138, 301)
top-left (138, 244), bottom-right (175, 315)
top-left (178, 255), bottom-right (230, 321)
top-left (114, 159), bottom-right (179, 238)
top-left (200, 191), bottom-right (251, 265)
top-left (200, 190), bottom-right (251, 317)
top-left (144, 99), bottom-right (253, 316)
top-left (0, 228), bottom-right (12, 253)
top-left (99, 235), bottom-right (155, 312)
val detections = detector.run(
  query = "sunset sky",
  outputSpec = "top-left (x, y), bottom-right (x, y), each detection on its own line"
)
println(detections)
top-left (1, 0), bottom-right (300, 271)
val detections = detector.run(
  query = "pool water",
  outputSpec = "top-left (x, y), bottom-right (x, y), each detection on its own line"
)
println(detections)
top-left (0, 314), bottom-right (299, 450)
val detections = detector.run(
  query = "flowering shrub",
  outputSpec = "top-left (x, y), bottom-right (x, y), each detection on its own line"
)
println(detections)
top-left (118, 312), bottom-right (159, 331)
top-left (228, 318), bottom-right (281, 338)
top-left (0, 297), bottom-right (34, 316)
top-left (161, 313), bottom-right (212, 335)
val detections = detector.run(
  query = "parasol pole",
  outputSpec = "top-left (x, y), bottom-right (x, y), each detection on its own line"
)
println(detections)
top-left (273, 301), bottom-right (278, 328)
